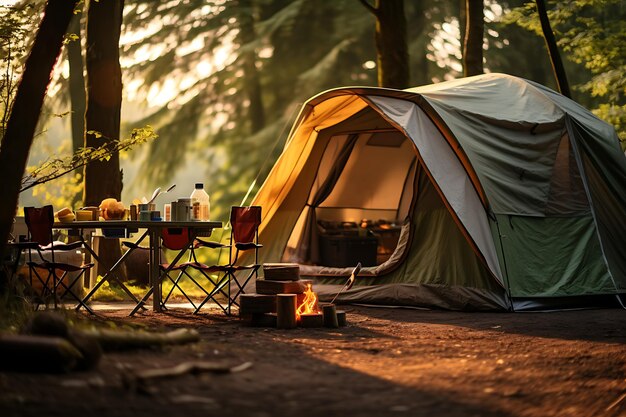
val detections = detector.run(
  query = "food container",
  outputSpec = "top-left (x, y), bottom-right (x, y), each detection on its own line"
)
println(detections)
top-left (138, 203), bottom-right (156, 213)
top-left (172, 199), bottom-right (191, 221)
top-left (81, 206), bottom-right (100, 221)
top-left (163, 204), bottom-right (171, 221)
top-left (75, 210), bottom-right (92, 222)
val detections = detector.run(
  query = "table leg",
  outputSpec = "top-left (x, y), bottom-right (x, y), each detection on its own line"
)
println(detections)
top-left (132, 229), bottom-right (187, 315)
top-left (150, 227), bottom-right (162, 312)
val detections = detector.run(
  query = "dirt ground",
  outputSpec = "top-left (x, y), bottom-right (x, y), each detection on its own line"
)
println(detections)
top-left (1, 305), bottom-right (625, 417)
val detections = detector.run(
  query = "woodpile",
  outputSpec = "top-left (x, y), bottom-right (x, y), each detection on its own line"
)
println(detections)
top-left (239, 263), bottom-right (347, 329)
top-left (262, 263), bottom-right (301, 281)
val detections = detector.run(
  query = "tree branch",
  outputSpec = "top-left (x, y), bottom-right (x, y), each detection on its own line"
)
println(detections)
top-left (358, 0), bottom-right (378, 16)
top-left (20, 126), bottom-right (157, 193)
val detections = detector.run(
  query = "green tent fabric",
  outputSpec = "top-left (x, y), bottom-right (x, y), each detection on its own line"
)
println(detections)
top-left (244, 73), bottom-right (626, 311)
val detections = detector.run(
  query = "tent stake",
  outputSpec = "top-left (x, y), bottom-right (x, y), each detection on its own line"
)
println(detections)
top-left (330, 263), bottom-right (361, 305)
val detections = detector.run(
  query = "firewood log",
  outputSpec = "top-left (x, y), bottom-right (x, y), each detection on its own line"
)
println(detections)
top-left (276, 294), bottom-right (297, 329)
top-left (80, 328), bottom-right (199, 351)
top-left (0, 334), bottom-right (82, 373)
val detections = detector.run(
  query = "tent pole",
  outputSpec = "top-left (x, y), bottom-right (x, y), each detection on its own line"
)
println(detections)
top-left (566, 117), bottom-right (624, 309)
top-left (493, 213), bottom-right (514, 312)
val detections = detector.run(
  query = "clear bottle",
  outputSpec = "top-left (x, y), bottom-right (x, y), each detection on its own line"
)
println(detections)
top-left (190, 183), bottom-right (210, 221)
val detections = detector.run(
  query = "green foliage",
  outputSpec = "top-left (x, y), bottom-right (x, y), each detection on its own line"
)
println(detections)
top-left (123, 0), bottom-right (583, 220)
top-left (506, 0), bottom-right (626, 144)
top-left (0, 290), bottom-right (32, 332)
top-left (23, 125), bottom-right (158, 197)
top-left (30, 140), bottom-right (84, 209)
top-left (0, 3), bottom-right (41, 138)
top-left (121, 0), bottom-right (379, 218)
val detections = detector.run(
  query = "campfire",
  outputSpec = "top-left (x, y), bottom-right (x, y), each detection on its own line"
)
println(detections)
top-left (296, 283), bottom-right (320, 319)
top-left (239, 263), bottom-right (347, 329)
top-left (296, 283), bottom-right (324, 327)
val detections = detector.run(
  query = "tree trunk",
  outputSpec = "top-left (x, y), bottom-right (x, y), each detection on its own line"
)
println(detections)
top-left (67, 14), bottom-right (86, 155)
top-left (67, 13), bottom-right (86, 207)
top-left (458, 0), bottom-right (466, 60)
top-left (84, 0), bottom-right (124, 205)
top-left (535, 0), bottom-right (571, 98)
top-left (84, 0), bottom-right (125, 277)
top-left (237, 0), bottom-right (265, 133)
top-left (411, 1), bottom-right (429, 86)
top-left (374, 0), bottom-right (409, 89)
top-left (361, 0), bottom-right (409, 89)
top-left (463, 0), bottom-right (484, 77)
top-left (0, 0), bottom-right (78, 289)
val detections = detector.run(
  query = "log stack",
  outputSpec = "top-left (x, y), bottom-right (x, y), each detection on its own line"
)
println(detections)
top-left (239, 263), bottom-right (302, 326)
top-left (263, 263), bottom-right (300, 281)
top-left (238, 263), bottom-right (346, 328)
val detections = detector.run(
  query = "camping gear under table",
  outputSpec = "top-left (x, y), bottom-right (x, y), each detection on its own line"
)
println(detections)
top-left (54, 220), bottom-right (222, 314)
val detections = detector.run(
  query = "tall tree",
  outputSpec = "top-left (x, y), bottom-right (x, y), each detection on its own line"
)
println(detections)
top-left (237, 0), bottom-right (265, 134)
top-left (0, 0), bottom-right (78, 285)
top-left (404, 1), bottom-right (429, 86)
top-left (67, 14), bottom-right (86, 155)
top-left (359, 0), bottom-right (409, 88)
top-left (535, 0), bottom-right (570, 98)
top-left (83, 0), bottom-right (124, 206)
top-left (83, 0), bottom-right (125, 275)
top-left (66, 13), bottom-right (86, 207)
top-left (463, 0), bottom-right (484, 77)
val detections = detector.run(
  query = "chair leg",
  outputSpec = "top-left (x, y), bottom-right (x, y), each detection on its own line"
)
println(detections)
top-left (229, 266), bottom-right (259, 312)
top-left (56, 271), bottom-right (96, 315)
top-left (161, 269), bottom-right (190, 306)
top-left (193, 273), bottom-right (231, 315)
top-left (161, 269), bottom-right (199, 311)
top-left (227, 273), bottom-right (231, 315)
top-left (31, 268), bottom-right (55, 309)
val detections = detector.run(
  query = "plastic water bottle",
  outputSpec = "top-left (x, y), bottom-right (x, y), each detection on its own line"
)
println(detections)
top-left (190, 183), bottom-right (210, 221)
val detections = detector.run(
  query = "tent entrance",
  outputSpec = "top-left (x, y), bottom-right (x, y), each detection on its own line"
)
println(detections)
top-left (282, 129), bottom-right (418, 268)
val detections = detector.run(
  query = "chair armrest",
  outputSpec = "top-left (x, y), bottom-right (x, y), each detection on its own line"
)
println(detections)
top-left (40, 241), bottom-right (83, 251)
top-left (235, 242), bottom-right (263, 251)
top-left (195, 238), bottom-right (229, 249)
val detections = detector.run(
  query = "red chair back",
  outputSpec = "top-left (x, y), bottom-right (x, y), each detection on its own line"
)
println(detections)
top-left (24, 206), bottom-right (54, 246)
top-left (161, 227), bottom-right (192, 251)
top-left (230, 206), bottom-right (261, 244)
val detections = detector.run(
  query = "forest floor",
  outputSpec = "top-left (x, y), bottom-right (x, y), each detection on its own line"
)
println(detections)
top-left (1, 304), bottom-right (625, 417)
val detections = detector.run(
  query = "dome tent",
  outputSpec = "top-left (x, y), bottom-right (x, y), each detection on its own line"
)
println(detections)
top-left (245, 73), bottom-right (626, 311)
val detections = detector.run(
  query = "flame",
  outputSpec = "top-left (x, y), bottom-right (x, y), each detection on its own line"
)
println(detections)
top-left (296, 283), bottom-right (319, 320)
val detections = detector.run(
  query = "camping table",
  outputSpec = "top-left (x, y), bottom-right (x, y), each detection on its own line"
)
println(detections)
top-left (54, 220), bottom-right (222, 314)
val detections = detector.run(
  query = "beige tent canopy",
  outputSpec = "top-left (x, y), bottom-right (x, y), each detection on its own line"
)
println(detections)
top-left (245, 73), bottom-right (626, 311)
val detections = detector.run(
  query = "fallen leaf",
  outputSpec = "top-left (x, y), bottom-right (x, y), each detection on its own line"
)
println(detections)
top-left (170, 395), bottom-right (217, 405)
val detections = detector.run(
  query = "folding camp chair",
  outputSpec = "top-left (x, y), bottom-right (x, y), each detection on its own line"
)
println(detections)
top-left (193, 206), bottom-right (262, 315)
top-left (23, 206), bottom-right (94, 313)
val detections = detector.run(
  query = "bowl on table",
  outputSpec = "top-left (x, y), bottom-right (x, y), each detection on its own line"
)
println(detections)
top-left (104, 209), bottom-right (126, 220)
top-left (58, 213), bottom-right (76, 223)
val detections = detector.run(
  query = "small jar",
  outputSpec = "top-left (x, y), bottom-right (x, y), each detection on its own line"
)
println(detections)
top-left (192, 202), bottom-right (201, 221)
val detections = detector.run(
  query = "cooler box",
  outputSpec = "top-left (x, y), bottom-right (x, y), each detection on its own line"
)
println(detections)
top-left (19, 246), bottom-right (84, 298)
top-left (319, 235), bottom-right (377, 267)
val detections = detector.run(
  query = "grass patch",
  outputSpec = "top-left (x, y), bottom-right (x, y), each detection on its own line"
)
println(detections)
top-left (0, 292), bottom-right (33, 332)
top-left (90, 274), bottom-right (225, 302)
